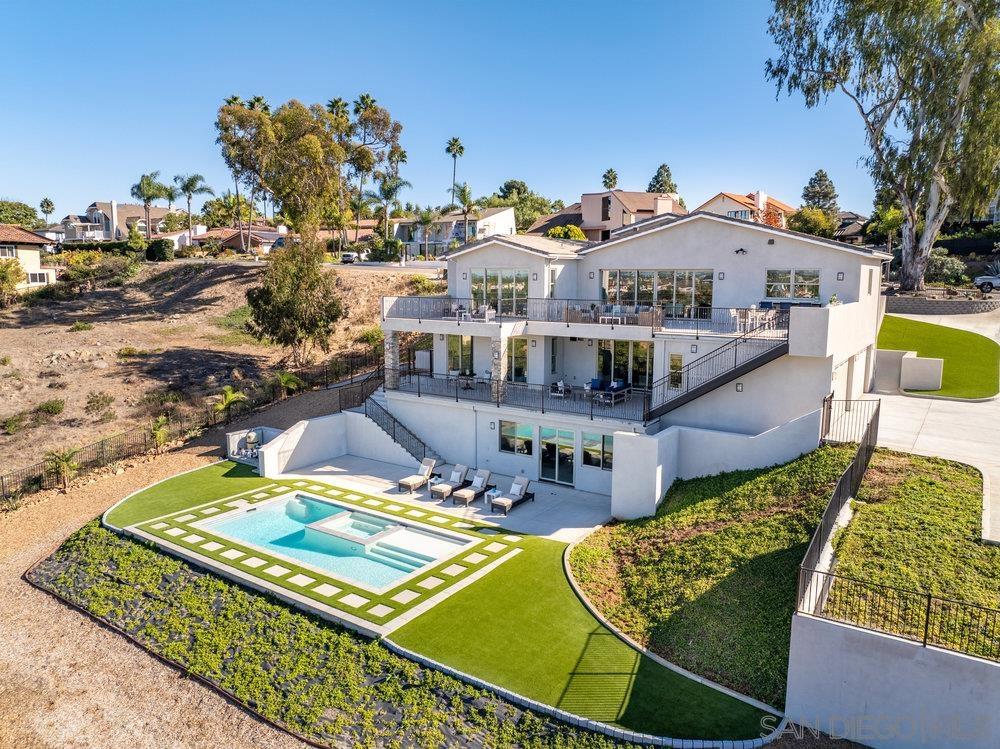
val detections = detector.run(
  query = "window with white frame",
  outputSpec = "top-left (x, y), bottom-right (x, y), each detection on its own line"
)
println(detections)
top-left (727, 210), bottom-right (751, 220)
top-left (765, 269), bottom-right (820, 300)
top-left (28, 272), bottom-right (48, 284)
top-left (0, 245), bottom-right (16, 258)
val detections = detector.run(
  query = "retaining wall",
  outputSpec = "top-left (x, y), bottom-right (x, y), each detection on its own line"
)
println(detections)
top-left (884, 296), bottom-right (1000, 315)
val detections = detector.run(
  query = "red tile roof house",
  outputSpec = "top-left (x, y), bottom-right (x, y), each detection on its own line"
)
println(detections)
top-left (0, 224), bottom-right (58, 289)
top-left (695, 191), bottom-right (795, 229)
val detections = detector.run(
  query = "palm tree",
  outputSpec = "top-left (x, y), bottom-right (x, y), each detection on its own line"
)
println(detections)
top-left (174, 174), bottom-right (214, 236)
top-left (365, 175), bottom-right (412, 241)
top-left (416, 208), bottom-right (439, 258)
top-left (130, 171), bottom-right (168, 239)
top-left (149, 415), bottom-right (170, 453)
top-left (326, 97), bottom-right (351, 236)
top-left (213, 385), bottom-right (248, 421)
top-left (246, 95), bottom-right (270, 113)
top-left (162, 184), bottom-right (181, 212)
top-left (39, 198), bottom-right (54, 225)
top-left (45, 447), bottom-right (80, 490)
top-left (224, 94), bottom-right (244, 106)
top-left (602, 168), bottom-right (618, 190)
top-left (452, 182), bottom-right (477, 244)
top-left (445, 137), bottom-right (464, 207)
top-left (271, 371), bottom-right (305, 400)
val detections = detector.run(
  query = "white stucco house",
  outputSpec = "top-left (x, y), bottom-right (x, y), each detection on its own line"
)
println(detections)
top-left (378, 211), bottom-right (889, 518)
top-left (61, 201), bottom-right (171, 242)
top-left (0, 224), bottom-right (58, 288)
top-left (393, 207), bottom-right (516, 257)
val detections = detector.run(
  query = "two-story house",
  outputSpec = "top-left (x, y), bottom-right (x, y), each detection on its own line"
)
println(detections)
top-left (62, 201), bottom-right (171, 242)
top-left (696, 191), bottom-right (794, 229)
top-left (0, 224), bottom-right (57, 288)
top-left (575, 190), bottom-right (685, 241)
top-left (379, 211), bottom-right (888, 518)
top-left (393, 207), bottom-right (516, 257)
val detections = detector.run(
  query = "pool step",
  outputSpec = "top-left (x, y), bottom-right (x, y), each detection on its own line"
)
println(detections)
top-left (367, 543), bottom-right (427, 571)
top-left (376, 540), bottom-right (436, 563)
top-left (348, 518), bottom-right (390, 535)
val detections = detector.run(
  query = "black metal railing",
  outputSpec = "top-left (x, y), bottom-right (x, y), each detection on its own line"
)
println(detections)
top-left (364, 396), bottom-right (427, 462)
top-left (646, 312), bottom-right (789, 414)
top-left (388, 369), bottom-right (650, 423)
top-left (819, 395), bottom-right (881, 444)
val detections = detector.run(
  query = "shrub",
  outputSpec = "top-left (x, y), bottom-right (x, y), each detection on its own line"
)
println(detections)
top-left (0, 355), bottom-right (10, 366)
top-left (145, 239), bottom-right (175, 262)
top-left (3, 413), bottom-right (27, 435)
top-left (69, 321), bottom-right (94, 332)
top-left (84, 391), bottom-right (115, 416)
top-left (926, 247), bottom-right (970, 285)
top-left (35, 399), bottom-right (65, 416)
top-left (116, 346), bottom-right (146, 358)
top-left (545, 224), bottom-right (587, 241)
top-left (0, 257), bottom-right (26, 307)
top-left (409, 274), bottom-right (444, 295)
top-left (356, 325), bottom-right (384, 346)
top-left (366, 238), bottom-right (401, 262)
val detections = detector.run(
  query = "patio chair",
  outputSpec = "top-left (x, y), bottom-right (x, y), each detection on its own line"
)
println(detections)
top-left (489, 476), bottom-right (534, 516)
top-left (430, 464), bottom-right (469, 500)
top-left (397, 458), bottom-right (437, 493)
top-left (452, 469), bottom-right (491, 506)
top-left (549, 381), bottom-right (571, 399)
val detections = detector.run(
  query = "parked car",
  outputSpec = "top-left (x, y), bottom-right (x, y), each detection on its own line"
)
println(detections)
top-left (341, 251), bottom-right (359, 264)
top-left (974, 273), bottom-right (1000, 293)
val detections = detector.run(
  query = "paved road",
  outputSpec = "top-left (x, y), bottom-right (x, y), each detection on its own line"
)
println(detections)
top-left (170, 257), bottom-right (444, 275)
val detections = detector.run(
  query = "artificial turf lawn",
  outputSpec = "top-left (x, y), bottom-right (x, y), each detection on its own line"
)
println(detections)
top-left (567, 446), bottom-right (855, 708)
top-left (877, 314), bottom-right (1000, 398)
top-left (104, 460), bottom-right (771, 739)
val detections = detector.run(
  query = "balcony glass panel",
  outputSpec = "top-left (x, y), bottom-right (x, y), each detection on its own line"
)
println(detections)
top-left (471, 271), bottom-right (485, 307)
top-left (617, 271), bottom-right (636, 305)
top-left (507, 337), bottom-right (527, 382)
top-left (694, 271), bottom-right (714, 309)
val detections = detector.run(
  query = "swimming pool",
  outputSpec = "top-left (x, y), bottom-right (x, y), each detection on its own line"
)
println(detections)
top-left (198, 493), bottom-right (472, 591)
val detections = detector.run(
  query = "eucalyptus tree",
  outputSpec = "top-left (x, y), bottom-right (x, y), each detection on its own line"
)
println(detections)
top-left (130, 171), bottom-right (168, 239)
top-left (445, 137), bottom-right (464, 206)
top-left (349, 93), bottom-right (402, 241)
top-left (174, 174), bottom-right (214, 235)
top-left (767, 0), bottom-right (1000, 290)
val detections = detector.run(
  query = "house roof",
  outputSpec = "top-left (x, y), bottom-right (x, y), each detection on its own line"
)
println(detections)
top-left (697, 192), bottom-right (796, 215)
top-left (442, 233), bottom-right (591, 260)
top-left (394, 206), bottom-right (513, 226)
top-left (581, 211), bottom-right (891, 259)
top-left (526, 203), bottom-right (583, 235)
top-left (0, 224), bottom-right (51, 245)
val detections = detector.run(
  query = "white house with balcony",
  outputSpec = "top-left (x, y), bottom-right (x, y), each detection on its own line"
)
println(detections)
top-left (378, 211), bottom-right (889, 518)
top-left (393, 207), bottom-right (516, 257)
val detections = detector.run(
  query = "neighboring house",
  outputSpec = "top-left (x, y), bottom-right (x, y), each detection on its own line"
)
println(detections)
top-left (61, 201), bottom-right (171, 242)
top-left (526, 203), bottom-right (584, 236)
top-left (36, 224), bottom-right (66, 244)
top-left (317, 219), bottom-right (380, 246)
top-left (0, 224), bottom-right (58, 289)
top-left (188, 224), bottom-right (289, 253)
top-left (576, 190), bottom-right (685, 241)
top-left (834, 211), bottom-right (868, 245)
top-left (149, 224), bottom-right (209, 250)
top-left (696, 191), bottom-right (794, 229)
top-left (379, 211), bottom-right (889, 518)
top-left (393, 207), bottom-right (516, 257)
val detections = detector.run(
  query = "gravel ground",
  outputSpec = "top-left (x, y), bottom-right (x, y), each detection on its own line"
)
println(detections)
top-left (0, 391), bottom-right (856, 749)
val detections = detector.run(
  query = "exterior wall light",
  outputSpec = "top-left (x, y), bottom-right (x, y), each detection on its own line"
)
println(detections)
top-left (589, 271), bottom-right (595, 279)
top-left (439, 334), bottom-right (444, 340)
top-left (837, 272), bottom-right (845, 281)
top-left (690, 344), bottom-right (698, 353)
top-left (462, 272), bottom-right (467, 279)
top-left (493, 351), bottom-right (500, 360)
top-left (490, 421), bottom-right (495, 430)
top-left (532, 272), bottom-right (538, 281)
top-left (734, 248), bottom-right (748, 255)
top-left (736, 382), bottom-right (744, 392)
top-left (718, 271), bottom-right (725, 280)
top-left (588, 339), bottom-right (593, 346)
top-left (531, 339), bottom-right (536, 347)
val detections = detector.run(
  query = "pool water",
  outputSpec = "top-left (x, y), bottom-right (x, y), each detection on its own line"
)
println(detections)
top-left (201, 494), bottom-right (468, 590)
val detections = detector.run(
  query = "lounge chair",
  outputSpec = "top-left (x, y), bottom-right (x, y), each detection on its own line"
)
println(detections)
top-left (397, 458), bottom-right (437, 493)
top-left (430, 464), bottom-right (469, 500)
top-left (452, 469), bottom-right (491, 506)
top-left (489, 476), bottom-right (534, 516)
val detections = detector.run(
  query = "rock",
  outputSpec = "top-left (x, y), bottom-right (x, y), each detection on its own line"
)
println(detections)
top-left (231, 367), bottom-right (245, 381)
top-left (114, 467), bottom-right (125, 475)
top-left (92, 361), bottom-right (109, 370)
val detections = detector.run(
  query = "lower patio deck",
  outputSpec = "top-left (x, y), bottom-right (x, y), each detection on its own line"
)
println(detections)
top-left (281, 454), bottom-right (612, 543)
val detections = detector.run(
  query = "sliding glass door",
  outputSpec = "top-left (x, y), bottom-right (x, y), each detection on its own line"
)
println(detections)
top-left (539, 427), bottom-right (574, 485)
top-left (596, 340), bottom-right (653, 389)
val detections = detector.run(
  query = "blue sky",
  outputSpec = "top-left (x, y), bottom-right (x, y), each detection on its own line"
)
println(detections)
top-left (2, 0), bottom-right (875, 221)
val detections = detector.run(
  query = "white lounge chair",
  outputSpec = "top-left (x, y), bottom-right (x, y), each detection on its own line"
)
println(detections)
top-left (430, 465), bottom-right (469, 500)
top-left (452, 469), bottom-right (491, 506)
top-left (489, 476), bottom-right (534, 516)
top-left (397, 458), bottom-right (437, 493)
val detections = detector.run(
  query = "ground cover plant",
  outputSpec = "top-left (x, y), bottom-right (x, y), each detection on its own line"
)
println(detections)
top-left (568, 446), bottom-right (855, 708)
top-left (877, 314), bottom-right (1000, 398)
top-left (28, 521), bottom-right (627, 749)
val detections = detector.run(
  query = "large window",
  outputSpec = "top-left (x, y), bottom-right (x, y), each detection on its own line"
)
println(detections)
top-left (727, 209), bottom-right (751, 220)
top-left (27, 272), bottom-right (47, 284)
top-left (669, 353), bottom-right (683, 388)
top-left (766, 269), bottom-right (820, 300)
top-left (506, 337), bottom-right (527, 382)
top-left (499, 420), bottom-right (533, 455)
top-left (602, 269), bottom-right (713, 312)
top-left (597, 340), bottom-right (652, 389)
top-left (582, 433), bottom-right (614, 470)
top-left (0, 245), bottom-right (16, 258)
top-left (471, 268), bottom-right (529, 314)
top-left (446, 335), bottom-right (474, 375)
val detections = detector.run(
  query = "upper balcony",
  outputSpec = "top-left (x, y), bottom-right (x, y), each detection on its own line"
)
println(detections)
top-left (381, 295), bottom-right (789, 338)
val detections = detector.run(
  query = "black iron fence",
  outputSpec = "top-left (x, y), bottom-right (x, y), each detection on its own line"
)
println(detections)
top-left (0, 345), bottom-right (392, 505)
top-left (819, 395), bottom-right (881, 444)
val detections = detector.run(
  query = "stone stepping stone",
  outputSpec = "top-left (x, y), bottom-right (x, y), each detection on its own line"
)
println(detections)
top-left (313, 583), bottom-right (341, 597)
top-left (429, 515), bottom-right (449, 523)
top-left (503, 535), bottom-right (522, 543)
top-left (242, 556), bottom-right (266, 568)
top-left (225, 500), bottom-right (248, 508)
top-left (202, 541), bottom-right (224, 552)
top-left (287, 573), bottom-right (316, 587)
top-left (344, 493), bottom-right (363, 501)
top-left (182, 534), bottom-right (204, 544)
top-left (164, 528), bottom-right (185, 537)
top-left (221, 549), bottom-right (244, 560)
top-left (463, 552), bottom-right (487, 564)
top-left (251, 492), bottom-right (269, 499)
top-left (368, 604), bottom-right (394, 618)
top-left (454, 522), bottom-right (474, 529)
top-left (308, 484), bottom-right (326, 491)
top-left (483, 542), bottom-right (508, 554)
top-left (440, 564), bottom-right (466, 577)
top-left (200, 507), bottom-right (220, 515)
top-left (339, 593), bottom-right (369, 608)
top-left (325, 489), bottom-right (342, 496)
top-left (386, 504), bottom-right (403, 511)
top-left (391, 589), bottom-right (420, 604)
top-left (174, 514), bottom-right (196, 523)
top-left (263, 564), bottom-right (290, 577)
top-left (363, 499), bottom-right (381, 507)
top-left (479, 528), bottom-right (499, 535)
top-left (405, 509), bottom-right (426, 518)
top-left (293, 481), bottom-right (308, 487)
top-left (417, 576), bottom-right (443, 590)
top-left (150, 522), bottom-right (169, 530)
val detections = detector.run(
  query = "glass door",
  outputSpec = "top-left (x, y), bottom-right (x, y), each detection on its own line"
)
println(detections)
top-left (539, 427), bottom-right (575, 485)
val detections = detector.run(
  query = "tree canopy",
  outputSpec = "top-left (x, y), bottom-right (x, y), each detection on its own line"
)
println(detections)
top-left (477, 180), bottom-right (564, 232)
top-left (545, 224), bottom-right (587, 241)
top-left (0, 200), bottom-right (42, 229)
top-left (647, 163), bottom-right (679, 194)
top-left (767, 0), bottom-right (1000, 289)
top-left (787, 206), bottom-right (836, 237)
top-left (801, 169), bottom-right (839, 219)
top-left (602, 168), bottom-right (618, 190)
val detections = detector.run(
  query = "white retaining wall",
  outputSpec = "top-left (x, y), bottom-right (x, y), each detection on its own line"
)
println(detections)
top-left (611, 410), bottom-right (821, 519)
top-left (786, 614), bottom-right (1000, 749)
top-left (259, 411), bottom-right (417, 478)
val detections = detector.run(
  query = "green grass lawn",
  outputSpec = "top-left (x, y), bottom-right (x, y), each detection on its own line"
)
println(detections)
top-left (104, 460), bottom-right (771, 740)
top-left (877, 314), bottom-right (1000, 398)
top-left (567, 446), bottom-right (855, 708)
top-left (827, 451), bottom-right (999, 655)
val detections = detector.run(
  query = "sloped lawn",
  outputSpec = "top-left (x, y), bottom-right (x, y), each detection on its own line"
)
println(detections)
top-left (569, 447), bottom-right (855, 708)
top-left (877, 314), bottom-right (1000, 398)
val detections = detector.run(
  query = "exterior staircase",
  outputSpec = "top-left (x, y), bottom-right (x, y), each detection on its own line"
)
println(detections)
top-left (363, 389), bottom-right (442, 464)
top-left (645, 312), bottom-right (790, 422)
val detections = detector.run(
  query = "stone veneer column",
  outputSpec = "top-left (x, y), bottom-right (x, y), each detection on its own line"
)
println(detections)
top-left (384, 330), bottom-right (400, 389)
top-left (490, 335), bottom-right (508, 386)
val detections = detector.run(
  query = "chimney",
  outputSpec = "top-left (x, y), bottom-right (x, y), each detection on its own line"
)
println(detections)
top-left (110, 200), bottom-right (119, 240)
top-left (754, 191), bottom-right (767, 212)
top-left (653, 195), bottom-right (674, 216)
